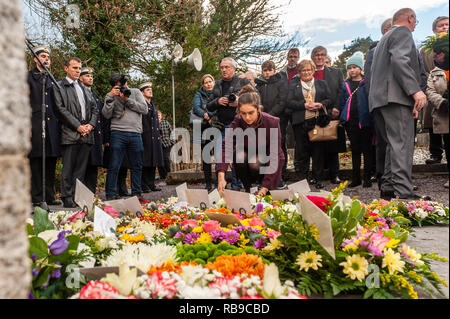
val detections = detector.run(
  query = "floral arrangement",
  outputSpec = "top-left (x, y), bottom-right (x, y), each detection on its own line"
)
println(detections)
top-left (27, 183), bottom-right (448, 299)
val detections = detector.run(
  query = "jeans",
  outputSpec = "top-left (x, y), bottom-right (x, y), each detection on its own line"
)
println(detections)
top-left (105, 131), bottom-right (143, 198)
top-left (214, 127), bottom-right (243, 189)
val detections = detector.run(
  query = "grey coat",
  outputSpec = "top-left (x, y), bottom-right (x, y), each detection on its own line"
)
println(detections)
top-left (426, 67), bottom-right (448, 134)
top-left (52, 78), bottom-right (98, 145)
top-left (369, 25), bottom-right (422, 112)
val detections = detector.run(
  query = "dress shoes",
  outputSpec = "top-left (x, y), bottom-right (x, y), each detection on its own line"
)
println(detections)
top-left (425, 157), bottom-right (442, 165)
top-left (47, 199), bottom-right (63, 206)
top-left (349, 180), bottom-right (362, 188)
top-left (363, 180), bottom-right (372, 188)
top-left (63, 198), bottom-right (77, 208)
top-left (398, 194), bottom-right (432, 201)
top-left (380, 190), bottom-right (395, 200)
top-left (315, 182), bottom-right (324, 189)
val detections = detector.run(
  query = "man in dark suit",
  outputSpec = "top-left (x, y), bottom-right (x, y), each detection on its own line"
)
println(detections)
top-left (79, 67), bottom-right (105, 194)
top-left (311, 46), bottom-right (345, 185)
top-left (52, 57), bottom-right (99, 207)
top-left (27, 45), bottom-right (61, 206)
top-left (369, 8), bottom-right (428, 200)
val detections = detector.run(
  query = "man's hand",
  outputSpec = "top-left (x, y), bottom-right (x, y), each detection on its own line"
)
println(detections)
top-left (77, 125), bottom-right (88, 136)
top-left (109, 86), bottom-right (120, 97)
top-left (218, 97), bottom-right (229, 106)
top-left (204, 113), bottom-right (210, 121)
top-left (228, 96), bottom-right (239, 107)
top-left (119, 92), bottom-right (129, 103)
top-left (305, 102), bottom-right (316, 111)
top-left (412, 91), bottom-right (427, 112)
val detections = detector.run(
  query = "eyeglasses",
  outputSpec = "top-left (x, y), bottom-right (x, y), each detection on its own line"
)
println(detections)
top-left (300, 69), bottom-right (313, 73)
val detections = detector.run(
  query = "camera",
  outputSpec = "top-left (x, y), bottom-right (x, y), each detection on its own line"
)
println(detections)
top-left (117, 74), bottom-right (131, 98)
top-left (226, 93), bottom-right (237, 104)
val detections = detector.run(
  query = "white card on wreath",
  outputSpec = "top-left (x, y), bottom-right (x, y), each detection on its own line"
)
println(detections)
top-left (270, 189), bottom-right (295, 201)
top-left (74, 179), bottom-right (95, 213)
top-left (93, 206), bottom-right (116, 238)
top-left (208, 189), bottom-right (221, 206)
top-left (176, 183), bottom-right (188, 203)
top-left (123, 196), bottom-right (145, 218)
top-left (185, 189), bottom-right (210, 209)
top-left (298, 193), bottom-right (335, 259)
top-left (223, 189), bottom-right (252, 215)
top-left (288, 179), bottom-right (311, 194)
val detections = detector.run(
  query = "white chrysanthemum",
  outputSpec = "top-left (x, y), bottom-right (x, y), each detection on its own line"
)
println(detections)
top-left (414, 208), bottom-right (428, 219)
top-left (38, 229), bottom-right (60, 245)
top-left (102, 243), bottom-right (177, 273)
top-left (179, 265), bottom-right (211, 287)
top-left (435, 206), bottom-right (446, 217)
top-left (130, 218), bottom-right (165, 239)
top-left (77, 243), bottom-right (96, 268)
top-left (179, 285), bottom-right (223, 299)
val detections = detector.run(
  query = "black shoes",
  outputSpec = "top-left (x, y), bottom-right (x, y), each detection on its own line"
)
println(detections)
top-left (398, 194), bottom-right (432, 201)
top-left (380, 190), bottom-right (395, 200)
top-left (425, 157), bottom-right (442, 165)
top-left (363, 180), bottom-right (373, 188)
top-left (315, 182), bottom-right (324, 189)
top-left (63, 198), bottom-right (77, 208)
top-left (149, 186), bottom-right (161, 192)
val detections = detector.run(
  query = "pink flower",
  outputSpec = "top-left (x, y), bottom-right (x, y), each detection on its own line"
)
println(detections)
top-left (181, 219), bottom-right (198, 229)
top-left (379, 200), bottom-right (390, 206)
top-left (103, 206), bottom-right (120, 218)
top-left (145, 272), bottom-right (178, 299)
top-left (248, 217), bottom-right (265, 227)
top-left (68, 210), bottom-right (86, 223)
top-left (240, 295), bottom-right (264, 299)
top-left (266, 230), bottom-right (281, 240)
top-left (369, 231), bottom-right (390, 251)
top-left (79, 281), bottom-right (121, 299)
top-left (202, 220), bottom-right (221, 233)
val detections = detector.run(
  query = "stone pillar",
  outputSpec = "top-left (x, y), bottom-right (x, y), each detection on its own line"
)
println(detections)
top-left (0, 0), bottom-right (32, 298)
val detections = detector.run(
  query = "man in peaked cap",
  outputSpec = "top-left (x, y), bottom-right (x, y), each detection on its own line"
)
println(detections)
top-left (140, 81), bottom-right (163, 192)
top-left (28, 45), bottom-right (62, 207)
top-left (79, 67), bottom-right (106, 193)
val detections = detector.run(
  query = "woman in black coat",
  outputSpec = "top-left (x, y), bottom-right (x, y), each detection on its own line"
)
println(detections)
top-left (286, 59), bottom-right (333, 189)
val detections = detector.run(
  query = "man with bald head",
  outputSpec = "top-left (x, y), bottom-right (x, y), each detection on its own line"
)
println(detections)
top-left (369, 8), bottom-right (429, 200)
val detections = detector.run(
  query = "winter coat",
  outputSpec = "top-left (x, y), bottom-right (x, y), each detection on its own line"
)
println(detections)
top-left (142, 101), bottom-right (164, 167)
top-left (254, 72), bottom-right (288, 118)
top-left (338, 79), bottom-right (374, 128)
top-left (27, 68), bottom-right (61, 158)
top-left (426, 67), bottom-right (449, 134)
top-left (87, 89), bottom-right (104, 166)
top-left (285, 78), bottom-right (332, 126)
top-left (52, 78), bottom-right (98, 145)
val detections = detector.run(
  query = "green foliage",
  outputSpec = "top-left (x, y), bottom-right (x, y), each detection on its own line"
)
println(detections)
top-left (332, 36), bottom-right (374, 75)
top-left (33, 207), bottom-right (55, 235)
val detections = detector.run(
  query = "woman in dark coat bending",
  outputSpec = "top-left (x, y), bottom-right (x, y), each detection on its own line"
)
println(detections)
top-left (217, 85), bottom-right (285, 196)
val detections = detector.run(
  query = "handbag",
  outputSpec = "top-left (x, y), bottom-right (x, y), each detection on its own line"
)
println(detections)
top-left (308, 105), bottom-right (339, 142)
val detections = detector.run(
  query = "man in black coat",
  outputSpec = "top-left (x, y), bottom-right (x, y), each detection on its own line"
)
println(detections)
top-left (140, 82), bottom-right (164, 192)
top-left (79, 67), bottom-right (104, 194)
top-left (28, 45), bottom-right (61, 206)
top-left (255, 60), bottom-right (289, 189)
top-left (311, 46), bottom-right (345, 185)
top-left (52, 57), bottom-right (99, 208)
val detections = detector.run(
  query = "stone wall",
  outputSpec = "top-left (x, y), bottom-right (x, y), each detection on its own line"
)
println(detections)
top-left (0, 0), bottom-right (32, 298)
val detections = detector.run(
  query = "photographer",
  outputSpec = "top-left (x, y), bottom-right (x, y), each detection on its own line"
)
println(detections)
top-left (206, 57), bottom-right (252, 190)
top-left (102, 73), bottom-right (148, 200)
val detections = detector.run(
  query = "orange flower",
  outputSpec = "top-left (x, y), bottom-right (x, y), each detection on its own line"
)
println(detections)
top-left (206, 253), bottom-right (265, 279)
top-left (147, 261), bottom-right (199, 275)
top-left (205, 208), bottom-right (232, 214)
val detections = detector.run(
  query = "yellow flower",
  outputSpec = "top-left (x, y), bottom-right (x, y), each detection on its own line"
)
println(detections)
top-left (296, 251), bottom-right (322, 272)
top-left (120, 233), bottom-right (145, 243)
top-left (309, 224), bottom-right (320, 240)
top-left (343, 244), bottom-right (358, 253)
top-left (196, 232), bottom-right (213, 244)
top-left (382, 248), bottom-right (405, 275)
top-left (263, 237), bottom-right (283, 251)
top-left (385, 238), bottom-right (400, 249)
top-left (339, 254), bottom-right (369, 282)
top-left (402, 246), bottom-right (424, 266)
top-left (192, 226), bottom-right (203, 233)
top-left (241, 219), bottom-right (250, 227)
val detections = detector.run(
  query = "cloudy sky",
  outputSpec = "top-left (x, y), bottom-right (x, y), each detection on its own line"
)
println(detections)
top-left (274, 0), bottom-right (449, 61)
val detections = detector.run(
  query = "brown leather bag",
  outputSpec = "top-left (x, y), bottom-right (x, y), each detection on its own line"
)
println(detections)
top-left (307, 106), bottom-right (339, 142)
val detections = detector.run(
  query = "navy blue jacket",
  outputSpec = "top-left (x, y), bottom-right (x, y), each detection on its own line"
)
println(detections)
top-left (87, 89), bottom-right (104, 166)
top-left (28, 68), bottom-right (61, 158)
top-left (338, 79), bottom-right (374, 128)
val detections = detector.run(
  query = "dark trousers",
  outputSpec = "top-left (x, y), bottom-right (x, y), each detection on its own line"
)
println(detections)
top-left (429, 127), bottom-right (444, 159)
top-left (234, 161), bottom-right (263, 193)
top-left (158, 146), bottom-right (172, 180)
top-left (105, 131), bottom-right (143, 198)
top-left (443, 134), bottom-right (450, 173)
top-left (279, 116), bottom-right (289, 181)
top-left (30, 156), bottom-right (57, 204)
top-left (61, 144), bottom-right (91, 200)
top-left (84, 165), bottom-right (99, 194)
top-left (118, 167), bottom-right (129, 195)
top-left (142, 166), bottom-right (157, 190)
top-left (346, 125), bottom-right (374, 182)
top-left (325, 151), bottom-right (339, 179)
top-left (201, 141), bottom-right (213, 186)
top-left (293, 124), bottom-right (325, 181)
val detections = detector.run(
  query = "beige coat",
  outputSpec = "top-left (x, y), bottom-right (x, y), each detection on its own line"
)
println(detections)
top-left (426, 67), bottom-right (449, 134)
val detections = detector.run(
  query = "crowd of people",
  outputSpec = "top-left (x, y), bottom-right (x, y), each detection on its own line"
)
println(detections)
top-left (28, 7), bottom-right (448, 208)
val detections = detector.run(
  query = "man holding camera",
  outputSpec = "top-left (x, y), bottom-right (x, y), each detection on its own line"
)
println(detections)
top-left (52, 57), bottom-right (99, 208)
top-left (206, 57), bottom-right (252, 190)
top-left (102, 74), bottom-right (148, 200)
